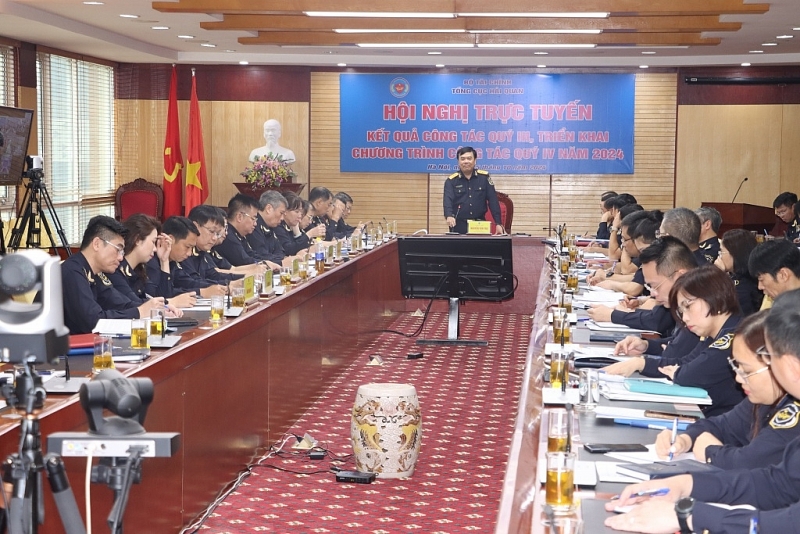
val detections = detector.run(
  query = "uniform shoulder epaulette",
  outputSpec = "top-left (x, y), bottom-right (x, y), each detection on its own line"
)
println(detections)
top-left (448, 172), bottom-right (459, 179)
top-left (770, 402), bottom-right (800, 430)
top-left (710, 332), bottom-right (734, 350)
top-left (476, 169), bottom-right (489, 175)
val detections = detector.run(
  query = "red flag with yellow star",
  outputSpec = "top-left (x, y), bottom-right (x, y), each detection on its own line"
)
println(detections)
top-left (185, 70), bottom-right (208, 215)
top-left (162, 65), bottom-right (183, 218)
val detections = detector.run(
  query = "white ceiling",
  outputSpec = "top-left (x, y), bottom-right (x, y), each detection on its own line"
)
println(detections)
top-left (0, 0), bottom-right (799, 67)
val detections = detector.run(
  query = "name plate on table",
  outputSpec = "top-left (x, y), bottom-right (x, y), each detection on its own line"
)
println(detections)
top-left (468, 220), bottom-right (491, 234)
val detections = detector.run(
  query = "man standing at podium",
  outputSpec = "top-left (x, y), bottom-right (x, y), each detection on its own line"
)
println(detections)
top-left (443, 146), bottom-right (503, 235)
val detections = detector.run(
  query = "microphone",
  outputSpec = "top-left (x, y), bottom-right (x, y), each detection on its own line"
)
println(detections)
top-left (731, 177), bottom-right (748, 203)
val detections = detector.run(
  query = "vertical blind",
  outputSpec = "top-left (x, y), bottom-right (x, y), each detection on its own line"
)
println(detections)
top-left (0, 45), bottom-right (16, 221)
top-left (36, 51), bottom-right (115, 244)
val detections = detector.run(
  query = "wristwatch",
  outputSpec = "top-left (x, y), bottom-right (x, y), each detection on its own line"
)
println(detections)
top-left (675, 496), bottom-right (695, 534)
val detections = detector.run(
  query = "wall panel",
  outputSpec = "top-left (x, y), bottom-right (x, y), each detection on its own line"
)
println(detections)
top-left (310, 72), bottom-right (677, 236)
top-left (675, 105), bottom-right (783, 209)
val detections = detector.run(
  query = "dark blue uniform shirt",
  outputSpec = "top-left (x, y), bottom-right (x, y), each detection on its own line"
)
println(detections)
top-left (275, 221), bottom-right (310, 256)
top-left (61, 252), bottom-right (139, 334)
top-left (443, 169), bottom-right (501, 234)
top-left (684, 394), bottom-right (800, 469)
top-left (246, 214), bottom-right (285, 264)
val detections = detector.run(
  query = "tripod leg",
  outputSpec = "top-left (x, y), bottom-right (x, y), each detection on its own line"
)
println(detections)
top-left (43, 454), bottom-right (85, 534)
top-left (5, 455), bottom-right (28, 534)
top-left (8, 186), bottom-right (33, 252)
top-left (35, 183), bottom-right (72, 257)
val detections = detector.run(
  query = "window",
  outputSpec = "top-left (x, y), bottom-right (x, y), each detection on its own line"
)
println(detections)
top-left (36, 52), bottom-right (115, 245)
top-left (0, 45), bottom-right (16, 222)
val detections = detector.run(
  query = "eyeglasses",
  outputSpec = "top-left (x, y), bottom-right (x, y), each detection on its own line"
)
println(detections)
top-left (755, 346), bottom-right (774, 365)
top-left (728, 356), bottom-right (771, 383)
top-left (677, 297), bottom-right (699, 317)
top-left (775, 207), bottom-right (791, 218)
top-left (102, 239), bottom-right (125, 256)
top-left (655, 229), bottom-right (670, 238)
top-left (240, 211), bottom-right (258, 222)
top-left (644, 271), bottom-right (676, 293)
top-left (202, 225), bottom-right (222, 238)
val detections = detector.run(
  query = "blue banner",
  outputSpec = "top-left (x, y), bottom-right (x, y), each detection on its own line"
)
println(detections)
top-left (340, 73), bottom-right (635, 175)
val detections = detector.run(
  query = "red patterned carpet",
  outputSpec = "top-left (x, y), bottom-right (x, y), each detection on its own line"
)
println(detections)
top-left (193, 311), bottom-right (530, 533)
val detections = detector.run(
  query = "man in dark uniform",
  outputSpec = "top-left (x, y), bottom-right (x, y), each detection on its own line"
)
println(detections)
top-left (443, 146), bottom-right (503, 234)
top-left (185, 205), bottom-right (244, 286)
top-left (303, 186), bottom-right (335, 241)
top-left (61, 215), bottom-right (164, 334)
top-left (696, 206), bottom-right (721, 264)
top-left (246, 190), bottom-right (288, 266)
top-left (214, 194), bottom-right (280, 269)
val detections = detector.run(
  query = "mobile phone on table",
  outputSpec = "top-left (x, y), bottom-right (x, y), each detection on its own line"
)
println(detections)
top-left (583, 443), bottom-right (648, 454)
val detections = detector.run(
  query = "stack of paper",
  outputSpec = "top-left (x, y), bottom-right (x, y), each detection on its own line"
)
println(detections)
top-left (586, 321), bottom-right (659, 335)
top-left (600, 381), bottom-right (712, 405)
top-left (605, 444), bottom-right (694, 465)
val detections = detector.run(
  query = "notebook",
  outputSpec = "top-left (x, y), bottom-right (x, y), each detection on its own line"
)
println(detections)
top-left (615, 459), bottom-right (721, 480)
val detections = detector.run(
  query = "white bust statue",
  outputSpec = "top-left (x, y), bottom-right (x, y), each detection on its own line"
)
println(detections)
top-left (249, 119), bottom-right (296, 163)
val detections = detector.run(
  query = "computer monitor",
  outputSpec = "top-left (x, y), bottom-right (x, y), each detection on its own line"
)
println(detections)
top-left (398, 235), bottom-right (514, 302)
top-left (0, 106), bottom-right (34, 186)
top-left (397, 235), bottom-right (515, 345)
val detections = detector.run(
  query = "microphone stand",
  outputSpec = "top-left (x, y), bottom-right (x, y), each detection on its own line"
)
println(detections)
top-left (731, 177), bottom-right (748, 203)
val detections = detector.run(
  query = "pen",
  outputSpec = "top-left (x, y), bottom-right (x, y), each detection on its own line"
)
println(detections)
top-left (668, 418), bottom-right (678, 461)
top-left (611, 488), bottom-right (669, 500)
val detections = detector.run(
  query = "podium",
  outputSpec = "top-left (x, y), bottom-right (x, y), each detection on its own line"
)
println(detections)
top-left (701, 202), bottom-right (776, 236)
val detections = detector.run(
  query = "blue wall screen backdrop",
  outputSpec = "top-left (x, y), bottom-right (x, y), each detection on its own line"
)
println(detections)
top-left (340, 73), bottom-right (635, 175)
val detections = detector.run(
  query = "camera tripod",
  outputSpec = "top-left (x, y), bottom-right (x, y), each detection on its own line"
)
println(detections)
top-left (1, 361), bottom-right (84, 534)
top-left (8, 171), bottom-right (71, 257)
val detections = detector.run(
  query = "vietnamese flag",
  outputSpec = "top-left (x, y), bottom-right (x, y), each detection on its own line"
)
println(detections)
top-left (185, 69), bottom-right (209, 215)
top-left (162, 65), bottom-right (183, 219)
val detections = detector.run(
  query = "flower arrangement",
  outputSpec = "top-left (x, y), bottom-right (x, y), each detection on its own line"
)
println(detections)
top-left (240, 153), bottom-right (297, 189)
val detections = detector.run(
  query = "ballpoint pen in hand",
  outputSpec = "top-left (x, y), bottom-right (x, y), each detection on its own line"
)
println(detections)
top-left (611, 488), bottom-right (670, 500)
top-left (668, 417), bottom-right (678, 461)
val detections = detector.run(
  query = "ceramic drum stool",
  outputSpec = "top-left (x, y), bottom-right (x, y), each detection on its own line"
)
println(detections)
top-left (351, 383), bottom-right (422, 478)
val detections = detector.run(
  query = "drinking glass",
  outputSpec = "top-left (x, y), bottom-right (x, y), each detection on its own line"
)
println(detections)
top-left (130, 319), bottom-right (148, 348)
top-left (545, 451), bottom-right (576, 513)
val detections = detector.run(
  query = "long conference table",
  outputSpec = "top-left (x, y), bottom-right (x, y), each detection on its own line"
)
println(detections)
top-left (0, 235), bottom-right (542, 533)
top-left (495, 248), bottom-right (706, 534)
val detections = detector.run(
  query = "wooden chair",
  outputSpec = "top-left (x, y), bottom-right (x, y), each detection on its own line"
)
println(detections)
top-left (485, 191), bottom-right (514, 233)
top-left (114, 178), bottom-right (163, 221)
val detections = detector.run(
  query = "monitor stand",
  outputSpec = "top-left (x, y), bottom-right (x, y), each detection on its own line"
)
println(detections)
top-left (416, 298), bottom-right (488, 346)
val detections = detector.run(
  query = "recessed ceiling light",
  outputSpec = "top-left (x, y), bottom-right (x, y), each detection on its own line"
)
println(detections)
top-left (83, 1), bottom-right (104, 5)
top-left (639, 65), bottom-right (649, 69)
top-left (749, 50), bottom-right (764, 53)
top-left (794, 27), bottom-right (800, 31)
top-left (777, 35), bottom-right (794, 39)
top-left (306, 11), bottom-right (455, 18)
top-left (436, 64), bottom-right (445, 67)
top-left (534, 51), bottom-right (549, 55)
top-left (741, 62), bottom-right (751, 66)
top-left (537, 65), bottom-right (547, 68)
top-left (641, 51), bottom-right (656, 55)
top-left (201, 43), bottom-right (216, 47)
top-left (239, 61), bottom-right (249, 65)
top-left (358, 43), bottom-right (474, 48)
top-left (151, 26), bottom-right (169, 30)
top-left (428, 51), bottom-right (442, 55)
top-left (335, 29), bottom-right (465, 33)
top-left (470, 29), bottom-right (602, 34)
top-left (225, 49), bottom-right (236, 53)
top-left (178, 35), bottom-right (195, 39)
top-left (459, 12), bottom-right (609, 18)
top-left (120, 14), bottom-right (139, 19)
top-left (337, 63), bottom-right (347, 67)
top-left (477, 43), bottom-right (596, 49)
top-left (762, 42), bottom-right (778, 46)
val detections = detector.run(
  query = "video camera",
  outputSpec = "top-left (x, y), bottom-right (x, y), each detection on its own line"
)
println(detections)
top-left (0, 249), bottom-right (69, 364)
top-left (24, 154), bottom-right (44, 182)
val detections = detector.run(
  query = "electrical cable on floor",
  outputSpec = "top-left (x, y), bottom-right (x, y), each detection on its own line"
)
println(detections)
top-left (179, 433), bottom-right (354, 533)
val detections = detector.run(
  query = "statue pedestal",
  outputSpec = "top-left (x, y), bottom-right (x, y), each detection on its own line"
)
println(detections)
top-left (234, 182), bottom-right (305, 199)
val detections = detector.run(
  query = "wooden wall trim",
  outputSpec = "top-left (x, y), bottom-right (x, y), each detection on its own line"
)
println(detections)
top-left (116, 64), bottom-right (311, 102)
top-left (679, 66), bottom-right (800, 105)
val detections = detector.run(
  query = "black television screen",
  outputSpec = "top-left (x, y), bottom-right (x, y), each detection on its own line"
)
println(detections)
top-left (0, 106), bottom-right (34, 186)
top-left (398, 235), bottom-right (514, 302)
